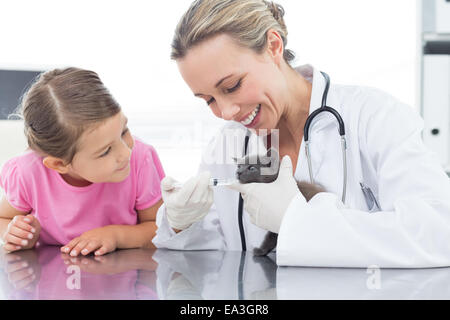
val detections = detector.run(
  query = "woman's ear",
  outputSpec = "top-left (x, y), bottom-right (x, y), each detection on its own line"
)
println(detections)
top-left (43, 156), bottom-right (70, 174)
top-left (266, 29), bottom-right (284, 66)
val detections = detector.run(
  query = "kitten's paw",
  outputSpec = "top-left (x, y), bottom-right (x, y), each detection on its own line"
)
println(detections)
top-left (253, 247), bottom-right (270, 256)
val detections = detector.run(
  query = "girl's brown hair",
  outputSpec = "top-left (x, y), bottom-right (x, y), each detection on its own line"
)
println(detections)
top-left (171, 0), bottom-right (295, 63)
top-left (19, 67), bottom-right (121, 163)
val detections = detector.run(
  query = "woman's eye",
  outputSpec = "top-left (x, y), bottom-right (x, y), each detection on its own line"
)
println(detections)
top-left (207, 97), bottom-right (215, 105)
top-left (121, 128), bottom-right (129, 137)
top-left (226, 79), bottom-right (242, 93)
top-left (100, 147), bottom-right (111, 158)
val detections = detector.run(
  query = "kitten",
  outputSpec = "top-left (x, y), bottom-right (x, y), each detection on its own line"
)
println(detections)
top-left (234, 148), bottom-right (326, 256)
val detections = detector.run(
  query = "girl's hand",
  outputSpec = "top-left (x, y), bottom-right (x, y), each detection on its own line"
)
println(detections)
top-left (1, 215), bottom-right (41, 253)
top-left (61, 226), bottom-right (118, 257)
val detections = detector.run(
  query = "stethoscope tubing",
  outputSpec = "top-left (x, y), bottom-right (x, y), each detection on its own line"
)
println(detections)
top-left (238, 71), bottom-right (348, 251)
top-left (303, 71), bottom-right (347, 203)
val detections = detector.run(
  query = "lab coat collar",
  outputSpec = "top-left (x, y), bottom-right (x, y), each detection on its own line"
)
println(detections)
top-left (296, 64), bottom-right (339, 126)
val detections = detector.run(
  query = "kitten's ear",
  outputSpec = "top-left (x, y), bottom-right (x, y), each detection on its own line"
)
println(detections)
top-left (232, 157), bottom-right (239, 164)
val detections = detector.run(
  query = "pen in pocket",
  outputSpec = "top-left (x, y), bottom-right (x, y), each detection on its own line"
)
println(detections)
top-left (360, 182), bottom-right (381, 212)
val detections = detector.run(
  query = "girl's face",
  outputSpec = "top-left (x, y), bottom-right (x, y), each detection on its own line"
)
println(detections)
top-left (177, 33), bottom-right (287, 135)
top-left (67, 112), bottom-right (134, 184)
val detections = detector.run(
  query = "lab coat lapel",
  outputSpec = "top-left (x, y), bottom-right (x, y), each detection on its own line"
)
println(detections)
top-left (297, 66), bottom-right (356, 205)
top-left (295, 66), bottom-right (337, 181)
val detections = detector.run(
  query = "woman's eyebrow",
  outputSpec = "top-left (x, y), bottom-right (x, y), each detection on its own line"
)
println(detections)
top-left (214, 74), bottom-right (234, 88)
top-left (194, 74), bottom-right (234, 97)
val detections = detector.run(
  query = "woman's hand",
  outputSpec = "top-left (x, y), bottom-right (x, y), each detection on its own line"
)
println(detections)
top-left (61, 225), bottom-right (119, 257)
top-left (228, 156), bottom-right (300, 233)
top-left (161, 172), bottom-right (214, 232)
top-left (1, 215), bottom-right (41, 253)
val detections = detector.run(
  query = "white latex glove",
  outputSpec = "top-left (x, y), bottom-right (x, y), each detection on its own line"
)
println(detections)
top-left (228, 156), bottom-right (300, 233)
top-left (161, 172), bottom-right (214, 231)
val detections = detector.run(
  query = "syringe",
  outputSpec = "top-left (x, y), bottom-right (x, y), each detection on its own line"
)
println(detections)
top-left (173, 178), bottom-right (237, 189)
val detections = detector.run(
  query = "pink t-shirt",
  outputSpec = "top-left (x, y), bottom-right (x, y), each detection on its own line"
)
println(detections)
top-left (0, 138), bottom-right (165, 245)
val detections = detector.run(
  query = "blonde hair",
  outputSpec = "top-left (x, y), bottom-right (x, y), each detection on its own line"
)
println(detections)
top-left (171, 0), bottom-right (295, 63)
top-left (18, 67), bottom-right (121, 163)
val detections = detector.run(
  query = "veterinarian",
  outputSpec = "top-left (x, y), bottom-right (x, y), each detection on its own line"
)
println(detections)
top-left (152, 0), bottom-right (450, 268)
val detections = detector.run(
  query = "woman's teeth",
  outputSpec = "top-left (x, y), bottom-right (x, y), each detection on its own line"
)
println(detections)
top-left (240, 105), bottom-right (261, 126)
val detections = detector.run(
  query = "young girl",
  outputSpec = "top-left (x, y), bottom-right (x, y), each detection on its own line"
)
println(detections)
top-left (0, 67), bottom-right (165, 257)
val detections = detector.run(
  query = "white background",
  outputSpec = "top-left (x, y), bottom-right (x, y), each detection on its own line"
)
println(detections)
top-left (0, 0), bottom-right (418, 182)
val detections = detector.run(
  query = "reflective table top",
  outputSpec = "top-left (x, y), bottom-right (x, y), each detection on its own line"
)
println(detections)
top-left (1, 246), bottom-right (450, 300)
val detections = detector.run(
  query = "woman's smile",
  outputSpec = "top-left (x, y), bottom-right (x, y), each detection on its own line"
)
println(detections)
top-left (239, 104), bottom-right (261, 128)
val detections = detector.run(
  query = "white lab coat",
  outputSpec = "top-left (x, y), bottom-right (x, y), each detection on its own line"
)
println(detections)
top-left (153, 64), bottom-right (450, 268)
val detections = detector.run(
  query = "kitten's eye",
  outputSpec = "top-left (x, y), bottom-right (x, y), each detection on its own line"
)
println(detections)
top-left (249, 166), bottom-right (257, 171)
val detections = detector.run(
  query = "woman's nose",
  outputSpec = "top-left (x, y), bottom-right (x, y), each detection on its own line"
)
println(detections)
top-left (219, 103), bottom-right (240, 121)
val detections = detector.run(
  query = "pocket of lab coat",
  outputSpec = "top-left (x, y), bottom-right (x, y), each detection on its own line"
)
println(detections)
top-left (360, 182), bottom-right (381, 213)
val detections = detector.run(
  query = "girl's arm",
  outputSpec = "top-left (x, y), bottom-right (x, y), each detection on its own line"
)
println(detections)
top-left (114, 199), bottom-right (163, 250)
top-left (0, 195), bottom-right (24, 219)
top-left (0, 197), bottom-right (39, 252)
top-left (1, 196), bottom-right (27, 235)
top-left (61, 199), bottom-right (164, 256)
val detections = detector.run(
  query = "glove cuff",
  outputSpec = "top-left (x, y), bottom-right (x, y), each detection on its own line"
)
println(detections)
top-left (166, 213), bottom-right (192, 231)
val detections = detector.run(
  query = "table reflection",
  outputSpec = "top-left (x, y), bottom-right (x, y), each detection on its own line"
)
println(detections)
top-left (0, 246), bottom-right (158, 300)
top-left (1, 246), bottom-right (450, 300)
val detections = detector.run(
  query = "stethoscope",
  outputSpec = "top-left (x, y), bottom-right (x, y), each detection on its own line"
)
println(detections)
top-left (237, 71), bottom-right (347, 252)
top-left (304, 71), bottom-right (348, 204)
